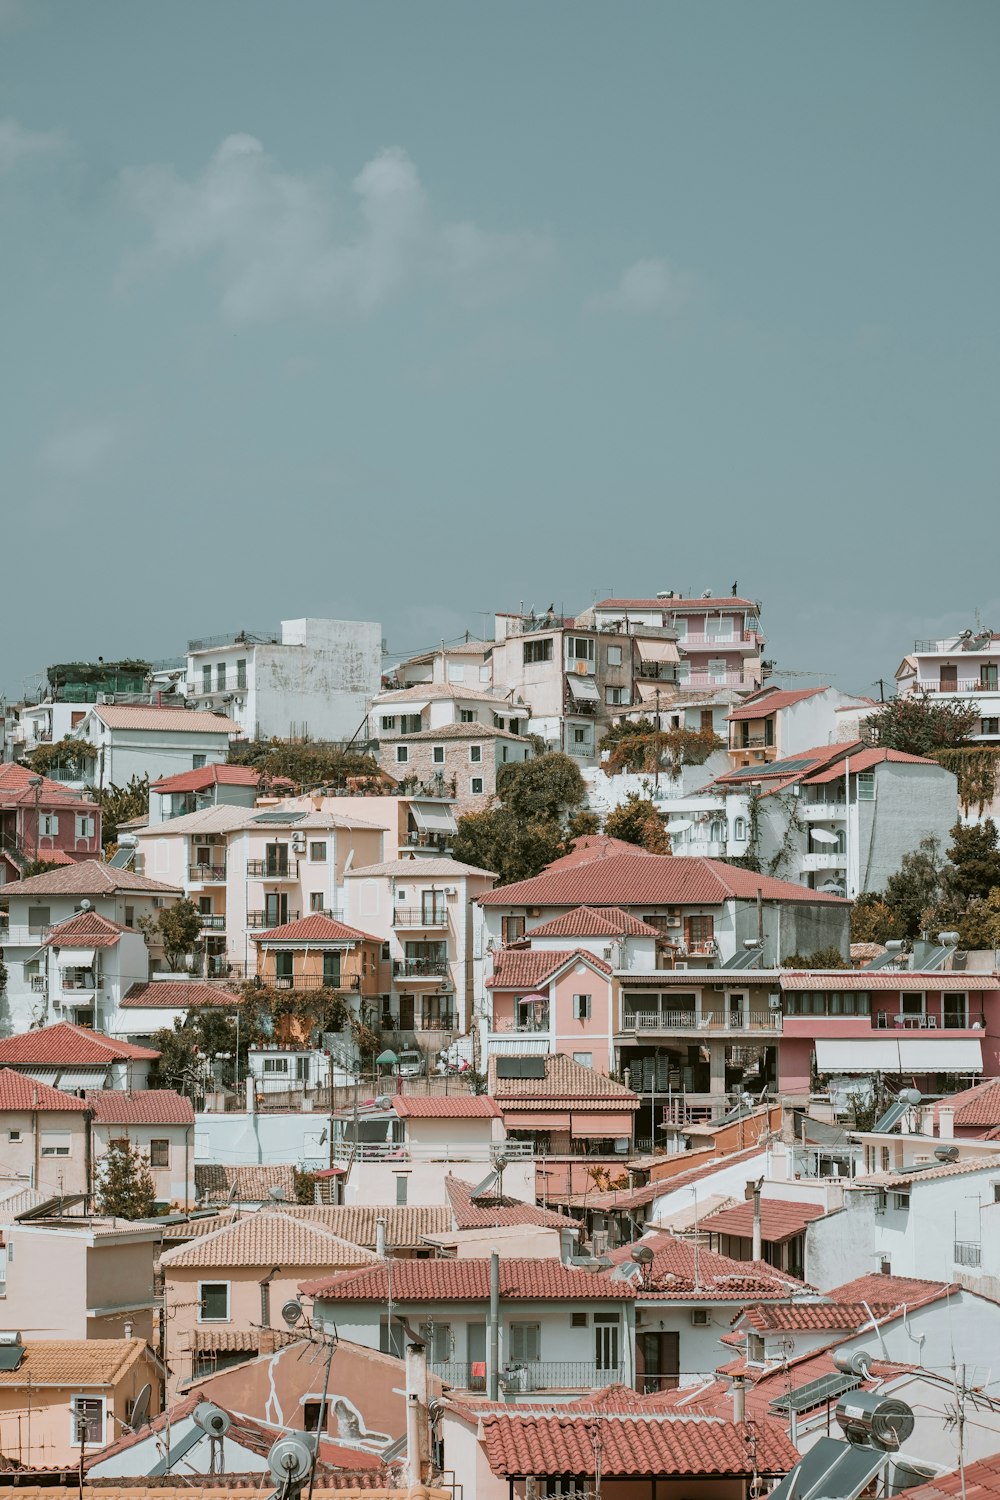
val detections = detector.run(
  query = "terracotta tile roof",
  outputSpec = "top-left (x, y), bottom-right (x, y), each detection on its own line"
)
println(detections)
top-left (480, 851), bottom-right (848, 908)
top-left (933, 1078), bottom-right (1000, 1130)
top-left (120, 981), bottom-right (238, 1009)
top-left (544, 835), bottom-right (659, 870)
top-left (527, 906), bottom-right (662, 938)
top-left (0, 763), bottom-right (99, 810)
top-left (490, 1053), bottom-right (640, 1107)
top-left (194, 1163), bottom-right (298, 1204)
top-left (0, 1067), bottom-right (86, 1112)
top-left (0, 1485), bottom-right (404, 1497)
top-left (486, 947), bottom-right (612, 990)
top-left (893, 1452), bottom-right (1000, 1500)
top-left (0, 1022), bottom-right (159, 1064)
top-left (0, 859), bottom-right (182, 897)
top-left (802, 746), bottom-right (939, 782)
top-left (43, 910), bottom-right (129, 949)
top-left (301, 1257), bottom-right (634, 1302)
top-left (346, 857), bottom-right (496, 879)
top-left (445, 1173), bottom-right (575, 1230)
top-left (276, 1203), bottom-right (453, 1247)
top-left (595, 596), bottom-right (759, 611)
top-left (726, 687), bottom-right (828, 721)
top-left (479, 1411), bottom-right (799, 1478)
top-left (851, 1157), bottom-right (1000, 1189)
top-left (253, 914), bottom-right (381, 944)
top-left (192, 1330), bottom-right (263, 1353)
top-left (91, 704), bottom-right (241, 733)
top-left (738, 1302), bottom-right (881, 1332)
top-left (0, 1337), bottom-right (153, 1388)
top-left (701, 1200), bottom-right (824, 1243)
top-left (610, 1232), bottom-right (808, 1302)
top-left (375, 683), bottom-right (524, 706)
top-left (779, 970), bottom-right (994, 989)
top-left (161, 1210), bottom-right (380, 1269)
top-left (826, 1273), bottom-right (955, 1305)
top-left (392, 1094), bottom-right (500, 1118)
top-left (151, 764), bottom-right (261, 792)
top-left (583, 1145), bottom-right (766, 1212)
top-left (394, 723), bottom-right (529, 743)
top-left (87, 1089), bottom-right (195, 1126)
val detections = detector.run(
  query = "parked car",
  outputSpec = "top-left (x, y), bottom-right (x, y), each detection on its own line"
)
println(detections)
top-left (397, 1048), bottom-right (426, 1078)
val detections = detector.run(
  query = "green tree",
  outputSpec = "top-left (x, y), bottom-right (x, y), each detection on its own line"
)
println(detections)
top-left (20, 858), bottom-right (63, 879)
top-left (452, 808), bottom-right (563, 885)
top-left (91, 775), bottom-right (149, 847)
top-left (27, 738), bottom-right (97, 780)
top-left (946, 820), bottom-right (1000, 902)
top-left (850, 893), bottom-right (908, 945)
top-left (495, 752), bottom-right (587, 824)
top-left (780, 947), bottom-right (849, 969)
top-left (227, 740), bottom-right (382, 790)
top-left (294, 1169), bottom-right (318, 1205)
top-left (598, 721), bottom-right (723, 776)
top-left (95, 1138), bottom-right (156, 1219)
top-left (883, 836), bottom-right (948, 937)
top-left (139, 899), bottom-right (204, 972)
top-left (565, 808), bottom-right (600, 841)
top-left (868, 692), bottom-right (978, 756)
top-left (604, 794), bottom-right (671, 853)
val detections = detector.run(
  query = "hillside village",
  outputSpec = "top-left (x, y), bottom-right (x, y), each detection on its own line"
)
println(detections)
top-left (2, 595), bottom-right (1000, 1499)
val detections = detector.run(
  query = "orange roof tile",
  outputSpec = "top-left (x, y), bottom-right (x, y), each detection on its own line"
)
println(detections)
top-left (445, 1173), bottom-right (575, 1230)
top-left (392, 1094), bottom-right (500, 1118)
top-left (301, 1257), bottom-right (634, 1302)
top-left (0, 859), bottom-right (181, 897)
top-left (253, 914), bottom-right (381, 944)
top-left (486, 947), bottom-right (612, 990)
top-left (526, 906), bottom-right (662, 938)
top-left (120, 981), bottom-right (238, 1009)
top-left (933, 1077), bottom-right (1000, 1130)
top-left (0, 1067), bottom-right (86, 1112)
top-left (151, 764), bottom-right (261, 792)
top-left (0, 1022), bottom-right (159, 1064)
top-left (727, 687), bottom-right (828, 721)
top-left (894, 1452), bottom-right (1000, 1500)
top-left (194, 1163), bottom-right (297, 1204)
top-left (490, 1053), bottom-right (639, 1106)
top-left (0, 1338), bottom-right (154, 1388)
top-left (92, 704), bottom-right (241, 733)
top-left (43, 909), bottom-right (129, 949)
top-left (87, 1089), bottom-right (195, 1126)
top-left (161, 1210), bottom-right (380, 1270)
top-left (701, 1200), bottom-right (824, 1243)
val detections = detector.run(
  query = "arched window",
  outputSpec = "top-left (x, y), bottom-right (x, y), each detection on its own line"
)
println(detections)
top-left (734, 817), bottom-right (747, 841)
top-left (709, 820), bottom-right (725, 842)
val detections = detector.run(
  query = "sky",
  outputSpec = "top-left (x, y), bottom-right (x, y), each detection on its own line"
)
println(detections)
top-left (2, 1), bottom-right (998, 702)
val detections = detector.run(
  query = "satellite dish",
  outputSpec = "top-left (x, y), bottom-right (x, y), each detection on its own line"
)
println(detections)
top-left (267, 1432), bottom-right (316, 1487)
top-left (129, 1384), bottom-right (151, 1432)
top-left (226, 1181), bottom-right (239, 1205)
top-left (268, 1185), bottom-right (287, 1201)
top-left (281, 1297), bottom-right (305, 1327)
top-left (192, 1401), bottom-right (231, 1437)
top-left (79, 899), bottom-right (92, 911)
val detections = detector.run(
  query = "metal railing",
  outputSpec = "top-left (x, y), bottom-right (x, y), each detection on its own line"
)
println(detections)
top-left (402, 831), bottom-right (453, 852)
top-left (200, 914), bottom-right (226, 929)
top-left (430, 1360), bottom-right (623, 1392)
top-left (62, 972), bottom-right (98, 991)
top-left (205, 957), bottom-right (249, 979)
top-left (393, 957), bottom-right (449, 978)
top-left (247, 910), bottom-right (300, 928)
top-left (489, 1016), bottom-right (550, 1034)
top-left (187, 629), bottom-right (279, 652)
top-left (330, 1139), bottom-right (534, 1164)
top-left (873, 1012), bottom-right (976, 1031)
top-left (733, 734), bottom-right (774, 748)
top-left (188, 863), bottom-right (227, 882)
top-left (954, 1241), bottom-right (982, 1267)
top-left (393, 907), bottom-right (448, 928)
top-left (270, 974), bottom-right (361, 991)
top-left (246, 858), bottom-right (300, 879)
top-left (621, 1008), bottom-right (781, 1033)
top-left (916, 679), bottom-right (999, 695)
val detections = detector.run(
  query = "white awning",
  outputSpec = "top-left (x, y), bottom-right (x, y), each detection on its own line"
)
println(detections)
top-left (810, 829), bottom-right (841, 846)
top-left (55, 948), bottom-right (96, 968)
top-left (815, 1038), bottom-right (983, 1073)
top-left (18, 1067), bottom-right (59, 1085)
top-left (666, 819), bottom-right (693, 833)
top-left (410, 802), bottom-right (457, 834)
top-left (59, 1067), bottom-right (113, 1088)
top-left (637, 638), bottom-right (680, 664)
top-left (566, 674), bottom-right (600, 702)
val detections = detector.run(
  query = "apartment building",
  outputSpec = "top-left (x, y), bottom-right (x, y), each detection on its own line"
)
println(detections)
top-left (70, 703), bottom-right (241, 788)
top-left (377, 723), bottom-right (532, 814)
top-left (897, 626), bottom-right (1000, 743)
top-left (591, 592), bottom-right (766, 693)
top-left (186, 616), bottom-right (382, 741)
top-left (0, 762), bottom-right (101, 884)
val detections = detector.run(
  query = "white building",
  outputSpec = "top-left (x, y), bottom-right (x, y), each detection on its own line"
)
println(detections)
top-left (186, 617), bottom-right (382, 742)
top-left (70, 704), bottom-right (241, 790)
top-left (88, 1089), bottom-right (196, 1210)
top-left (897, 627), bottom-right (1000, 745)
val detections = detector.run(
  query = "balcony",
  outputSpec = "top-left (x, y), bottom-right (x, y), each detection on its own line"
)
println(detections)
top-left (2, 925), bottom-right (52, 945)
top-left (270, 974), bottom-right (361, 992)
top-left (206, 957), bottom-right (250, 979)
top-left (246, 859), bottom-right (300, 879)
top-left (247, 910), bottom-right (300, 928)
top-left (731, 734), bottom-right (774, 750)
top-left (489, 1015), bottom-right (550, 1034)
top-left (188, 863), bottom-right (227, 883)
top-left (680, 671), bottom-right (754, 689)
top-left (330, 1139), bottom-right (534, 1164)
top-left (954, 1241), bottom-right (982, 1267)
top-left (430, 1360), bottom-right (623, 1393)
top-left (800, 851), bottom-right (846, 871)
top-left (915, 679), bottom-right (1000, 696)
top-left (393, 957), bottom-right (450, 980)
top-left (799, 802), bottom-right (848, 820)
top-left (402, 830), bottom-right (452, 853)
top-left (620, 1008), bottom-right (781, 1034)
top-left (62, 971), bottom-right (98, 992)
top-left (200, 914), bottom-right (226, 930)
top-left (677, 839), bottom-right (727, 858)
top-left (393, 907), bottom-right (448, 930)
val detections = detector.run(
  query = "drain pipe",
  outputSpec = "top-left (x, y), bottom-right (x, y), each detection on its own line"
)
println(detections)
top-left (488, 1250), bottom-right (500, 1400)
top-left (751, 1178), bottom-right (763, 1263)
top-left (376, 1216), bottom-right (386, 1258)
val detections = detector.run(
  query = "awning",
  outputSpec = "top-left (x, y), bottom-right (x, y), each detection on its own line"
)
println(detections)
top-left (637, 638), bottom-right (680, 664)
top-left (572, 1112), bottom-right (635, 1137)
top-left (815, 1038), bottom-right (983, 1073)
top-left (410, 802), bottom-right (457, 834)
top-left (666, 819), bottom-right (693, 833)
top-left (565, 674), bottom-right (600, 702)
top-left (502, 1111), bottom-right (571, 1130)
top-left (59, 1067), bottom-right (112, 1088)
top-left (810, 829), bottom-right (841, 846)
top-left (17, 1067), bottom-right (59, 1085)
top-left (55, 948), bottom-right (95, 968)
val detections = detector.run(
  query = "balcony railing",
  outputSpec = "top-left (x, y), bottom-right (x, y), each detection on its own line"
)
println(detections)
top-left (621, 1008), bottom-right (781, 1034)
top-left (394, 907), bottom-right (448, 929)
top-left (801, 852), bottom-right (846, 871)
top-left (916, 679), bottom-right (999, 695)
top-left (430, 1360), bottom-right (623, 1392)
top-left (873, 1012), bottom-right (976, 1031)
top-left (62, 972), bottom-right (98, 992)
top-left (200, 914), bottom-right (226, 930)
top-left (270, 974), bottom-right (361, 991)
top-left (732, 734), bottom-right (774, 749)
top-left (954, 1240), bottom-right (982, 1267)
top-left (330, 1139), bottom-right (534, 1164)
top-left (206, 957), bottom-right (250, 979)
top-left (402, 831), bottom-right (453, 852)
top-left (490, 1016), bottom-right (550, 1034)
top-left (799, 802), bottom-right (848, 819)
top-left (188, 863), bottom-right (227, 882)
top-left (393, 958), bottom-right (449, 978)
top-left (247, 910), bottom-right (300, 928)
top-left (246, 859), bottom-right (300, 879)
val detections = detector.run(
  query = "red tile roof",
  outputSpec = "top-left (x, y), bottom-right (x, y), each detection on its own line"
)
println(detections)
top-left (802, 746), bottom-right (939, 782)
top-left (43, 910), bottom-right (129, 949)
top-left (527, 906), bottom-right (662, 938)
top-left (486, 947), bottom-right (612, 990)
top-left (607, 1232), bottom-right (808, 1301)
top-left (479, 1411), bottom-right (799, 1478)
top-left (544, 835), bottom-right (660, 870)
top-left (894, 1452), bottom-right (1000, 1500)
top-left (253, 914), bottom-right (381, 944)
top-left (392, 1094), bottom-right (501, 1118)
top-left (0, 859), bottom-right (181, 897)
top-left (120, 981), bottom-right (238, 1009)
top-left (933, 1077), bottom-right (1000, 1130)
top-left (701, 1200), bottom-right (824, 1243)
top-left (92, 704), bottom-right (241, 733)
top-left (727, 687), bottom-right (828, 721)
top-left (0, 1067), bottom-right (86, 1112)
top-left (445, 1173), bottom-right (575, 1230)
top-left (738, 1302), bottom-right (880, 1332)
top-left (87, 1089), bottom-right (195, 1126)
top-left (150, 764), bottom-right (262, 792)
top-left (480, 851), bottom-right (847, 908)
top-left (779, 970), bottom-right (993, 990)
top-left (0, 1022), bottom-right (159, 1064)
top-left (490, 1053), bottom-right (639, 1107)
top-left (826, 1273), bottom-right (953, 1306)
top-left (0, 763), bottom-right (99, 810)
top-left (596, 597), bottom-right (759, 612)
top-left (301, 1257), bottom-right (634, 1302)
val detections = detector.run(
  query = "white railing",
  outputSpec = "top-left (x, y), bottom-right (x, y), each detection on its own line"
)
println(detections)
top-left (622, 1009), bottom-right (781, 1034)
top-left (800, 852), bottom-right (846, 870)
top-left (329, 1139), bottom-right (534, 1164)
top-left (799, 802), bottom-right (848, 819)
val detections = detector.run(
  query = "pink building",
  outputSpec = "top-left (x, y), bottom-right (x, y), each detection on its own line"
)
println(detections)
top-left (485, 947), bottom-right (616, 1072)
top-left (0, 1067), bottom-right (90, 1197)
top-left (0, 762), bottom-right (101, 884)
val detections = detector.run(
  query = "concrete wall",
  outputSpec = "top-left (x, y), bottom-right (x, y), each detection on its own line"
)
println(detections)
top-left (856, 761), bottom-right (958, 892)
top-left (194, 1110), bottom-right (335, 1171)
top-left (341, 1155), bottom-right (535, 1207)
top-left (92, 1121), bottom-right (194, 1209)
top-left (0, 1108), bottom-right (89, 1195)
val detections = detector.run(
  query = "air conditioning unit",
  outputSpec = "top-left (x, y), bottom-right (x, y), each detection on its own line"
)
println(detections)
top-left (768, 994), bottom-right (782, 1009)
top-left (666, 917), bottom-right (682, 928)
top-left (443, 886), bottom-right (457, 896)
top-left (691, 1309), bottom-right (710, 1327)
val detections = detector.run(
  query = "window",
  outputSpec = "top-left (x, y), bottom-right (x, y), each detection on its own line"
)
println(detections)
top-left (303, 1399), bottom-right (331, 1432)
top-left (982, 665), bottom-right (999, 690)
top-left (982, 719), bottom-right (1000, 737)
top-left (573, 728), bottom-right (586, 744)
top-left (881, 1147), bottom-right (891, 1172)
top-left (237, 659), bottom-right (247, 689)
top-left (149, 1139), bottom-right (169, 1168)
top-left (40, 1133), bottom-right (71, 1157)
top-left (892, 1192), bottom-right (910, 1212)
top-left (734, 817), bottom-right (747, 841)
top-left (700, 708), bottom-right (715, 732)
top-left (420, 995), bottom-right (454, 1030)
top-left (263, 1057), bottom-right (290, 1073)
top-left (71, 1397), bottom-right (104, 1446)
top-left (606, 645), bottom-right (623, 666)
top-left (216, 663), bottom-right (226, 691)
top-left (275, 952), bottom-right (294, 982)
top-left (125, 906), bottom-right (135, 928)
top-left (857, 772), bottom-right (875, 801)
top-left (470, 777), bottom-right (484, 795)
top-left (395, 1175), bottom-right (408, 1205)
top-left (75, 814), bottom-right (95, 839)
top-left (573, 1051), bottom-right (593, 1068)
top-left (566, 637), bottom-right (595, 663)
top-left (199, 1282), bottom-right (230, 1321)
top-left (400, 714), bottom-right (422, 733)
top-left (422, 890), bottom-right (447, 924)
top-left (192, 753), bottom-right (207, 770)
top-left (380, 1317), bottom-right (405, 1358)
top-left (310, 892), bottom-right (325, 912)
top-left (8, 1130), bottom-right (21, 1143)
top-left (418, 1321), bottom-right (453, 1363)
top-left (460, 709), bottom-right (475, 723)
top-left (39, 814), bottom-right (59, 837)
top-left (396, 745), bottom-right (409, 764)
top-left (686, 915), bottom-right (714, 947)
top-left (432, 746), bottom-right (445, 765)
top-left (594, 1312), bottom-right (620, 1371)
top-left (27, 906), bottom-right (50, 932)
top-left (502, 916), bottom-right (525, 944)
top-left (747, 1333), bottom-right (766, 1364)
top-left (605, 686), bottom-right (629, 706)
top-left (507, 1323), bottom-right (541, 1367)
top-left (323, 952), bottom-right (342, 987)
top-left (309, 842), bottom-right (327, 862)
top-left (469, 744), bottom-right (482, 763)
top-left (573, 994), bottom-right (592, 1021)
top-left (202, 665), bottom-right (212, 693)
top-left (381, 716), bottom-right (396, 731)
top-left (265, 842), bottom-right (289, 877)
top-left (523, 639), bottom-right (553, 664)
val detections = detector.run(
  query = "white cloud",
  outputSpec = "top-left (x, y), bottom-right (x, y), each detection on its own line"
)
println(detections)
top-left (119, 134), bottom-right (552, 323)
top-left (41, 420), bottom-right (120, 477)
top-left (589, 257), bottom-right (695, 316)
top-left (0, 116), bottom-right (65, 175)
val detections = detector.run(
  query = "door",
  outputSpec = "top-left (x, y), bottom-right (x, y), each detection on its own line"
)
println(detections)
top-left (637, 1330), bottom-right (679, 1394)
top-left (398, 994), bottom-right (415, 1030)
top-left (594, 1314), bottom-right (620, 1374)
top-left (322, 951), bottom-right (342, 987)
top-left (421, 889), bottom-right (446, 924)
top-left (265, 893), bottom-right (288, 926)
top-left (940, 664), bottom-right (958, 692)
top-left (266, 842), bottom-right (289, 876)
top-left (467, 1322), bottom-right (487, 1390)
top-left (943, 992), bottom-right (968, 1029)
top-left (729, 991), bottom-right (747, 1028)
top-left (982, 664), bottom-right (999, 690)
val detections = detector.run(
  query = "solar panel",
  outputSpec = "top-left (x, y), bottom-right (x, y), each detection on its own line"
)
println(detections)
top-left (725, 758), bottom-right (816, 779)
top-left (495, 1056), bottom-right (546, 1079)
top-left (722, 947), bottom-right (765, 970)
top-left (767, 1437), bottom-right (889, 1500)
top-left (108, 845), bottom-right (136, 869)
top-left (769, 1372), bottom-right (861, 1415)
top-left (0, 1346), bottom-right (24, 1372)
top-left (871, 1097), bottom-right (915, 1134)
top-left (252, 811), bottom-right (307, 824)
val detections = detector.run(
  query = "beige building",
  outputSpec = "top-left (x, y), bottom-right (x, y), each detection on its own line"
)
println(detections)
top-left (87, 1089), bottom-right (196, 1210)
top-left (377, 723), bottom-right (532, 814)
top-left (0, 1067), bottom-right (90, 1197)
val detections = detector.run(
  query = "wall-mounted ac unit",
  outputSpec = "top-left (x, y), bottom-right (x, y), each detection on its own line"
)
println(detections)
top-left (443, 886), bottom-right (457, 896)
top-left (666, 917), bottom-right (682, 928)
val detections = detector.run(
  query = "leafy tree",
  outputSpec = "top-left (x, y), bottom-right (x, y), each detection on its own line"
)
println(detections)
top-left (868, 692), bottom-right (977, 756)
top-left (883, 836), bottom-right (948, 937)
top-left (780, 947), bottom-right (849, 969)
top-left (598, 721), bottom-right (723, 776)
top-left (955, 890), bottom-right (1000, 950)
top-left (452, 808), bottom-right (563, 886)
top-left (566, 809), bottom-right (600, 841)
top-left (294, 1169), bottom-right (318, 1205)
top-left (850, 893), bottom-right (907, 946)
top-left (95, 1137), bottom-right (156, 1219)
top-left (27, 738), bottom-right (96, 780)
top-left (227, 740), bottom-right (382, 790)
top-left (495, 752), bottom-right (587, 825)
top-left (20, 858), bottom-right (63, 879)
top-left (946, 820), bottom-right (1000, 902)
top-left (604, 794), bottom-right (671, 853)
top-left (139, 899), bottom-right (203, 972)
top-left (91, 775), bottom-right (149, 847)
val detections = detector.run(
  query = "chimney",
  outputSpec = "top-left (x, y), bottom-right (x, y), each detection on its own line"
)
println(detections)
top-left (938, 1106), bottom-right (955, 1140)
top-left (376, 1216), bottom-right (386, 1258)
top-left (731, 1375), bottom-right (746, 1423)
top-left (123, 1319), bottom-right (134, 1340)
top-left (404, 1334), bottom-right (430, 1488)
